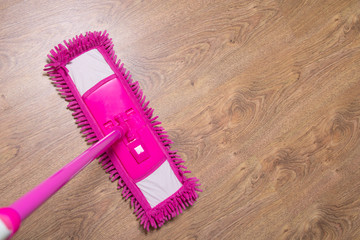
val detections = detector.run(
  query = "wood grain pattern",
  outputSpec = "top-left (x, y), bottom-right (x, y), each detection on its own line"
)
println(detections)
top-left (1, 0), bottom-right (360, 239)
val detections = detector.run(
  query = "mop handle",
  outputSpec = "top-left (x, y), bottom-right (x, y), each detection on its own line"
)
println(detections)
top-left (0, 129), bottom-right (123, 240)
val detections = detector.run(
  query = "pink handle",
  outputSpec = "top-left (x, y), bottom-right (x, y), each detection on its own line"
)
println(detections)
top-left (0, 129), bottom-right (123, 239)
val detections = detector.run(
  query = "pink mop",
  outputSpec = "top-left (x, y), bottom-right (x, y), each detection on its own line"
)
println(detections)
top-left (0, 31), bottom-right (201, 239)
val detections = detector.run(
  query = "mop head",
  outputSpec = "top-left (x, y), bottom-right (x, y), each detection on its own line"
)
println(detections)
top-left (44, 31), bottom-right (201, 230)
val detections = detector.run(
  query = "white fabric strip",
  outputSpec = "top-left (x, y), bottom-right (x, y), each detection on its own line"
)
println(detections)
top-left (66, 49), bottom-right (114, 95)
top-left (136, 161), bottom-right (182, 208)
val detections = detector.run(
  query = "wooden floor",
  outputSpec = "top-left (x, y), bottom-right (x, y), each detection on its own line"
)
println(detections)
top-left (1, 0), bottom-right (360, 239)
